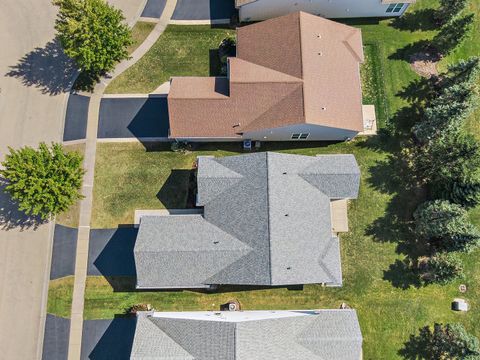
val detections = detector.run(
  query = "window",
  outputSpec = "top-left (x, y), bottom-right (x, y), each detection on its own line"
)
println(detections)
top-left (291, 133), bottom-right (309, 140)
top-left (386, 3), bottom-right (404, 13)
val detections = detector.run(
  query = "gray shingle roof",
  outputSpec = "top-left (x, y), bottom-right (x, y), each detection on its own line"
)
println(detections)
top-left (134, 152), bottom-right (360, 288)
top-left (130, 310), bottom-right (363, 360)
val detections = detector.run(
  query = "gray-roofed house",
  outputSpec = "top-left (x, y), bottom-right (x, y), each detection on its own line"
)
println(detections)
top-left (130, 309), bottom-right (363, 360)
top-left (134, 152), bottom-right (360, 289)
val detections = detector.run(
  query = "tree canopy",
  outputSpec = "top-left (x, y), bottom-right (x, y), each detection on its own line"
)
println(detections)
top-left (53, 0), bottom-right (132, 77)
top-left (414, 200), bottom-right (480, 252)
top-left (400, 323), bottom-right (480, 360)
top-left (419, 253), bottom-right (464, 284)
top-left (0, 143), bottom-right (85, 220)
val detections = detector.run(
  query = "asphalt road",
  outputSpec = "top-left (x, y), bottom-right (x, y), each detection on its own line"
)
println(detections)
top-left (0, 0), bottom-right (145, 359)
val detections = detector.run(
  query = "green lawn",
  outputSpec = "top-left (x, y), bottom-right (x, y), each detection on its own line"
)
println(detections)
top-left (106, 25), bottom-right (235, 94)
top-left (47, 277), bottom-right (74, 318)
top-left (47, 1), bottom-right (480, 358)
top-left (127, 21), bottom-right (155, 55)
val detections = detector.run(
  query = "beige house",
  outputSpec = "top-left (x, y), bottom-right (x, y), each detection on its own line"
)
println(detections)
top-left (167, 11), bottom-right (365, 142)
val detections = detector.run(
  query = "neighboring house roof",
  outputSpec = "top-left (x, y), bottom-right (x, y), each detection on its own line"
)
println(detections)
top-left (134, 152), bottom-right (360, 289)
top-left (130, 310), bottom-right (363, 360)
top-left (235, 0), bottom-right (257, 7)
top-left (168, 11), bottom-right (364, 138)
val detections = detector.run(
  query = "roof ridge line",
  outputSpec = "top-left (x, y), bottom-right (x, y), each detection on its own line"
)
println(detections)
top-left (239, 82), bottom-right (304, 132)
top-left (230, 58), bottom-right (304, 83)
top-left (265, 152), bottom-right (273, 285)
top-left (298, 12), bottom-right (306, 119)
top-left (317, 237), bottom-right (341, 285)
top-left (343, 29), bottom-right (363, 63)
top-left (148, 318), bottom-right (196, 359)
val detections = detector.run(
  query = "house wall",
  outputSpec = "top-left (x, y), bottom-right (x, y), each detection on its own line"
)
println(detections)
top-left (242, 123), bottom-right (359, 141)
top-left (239, 0), bottom-right (411, 21)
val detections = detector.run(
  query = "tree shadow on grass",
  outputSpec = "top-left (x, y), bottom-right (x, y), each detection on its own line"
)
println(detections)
top-left (398, 327), bottom-right (431, 360)
top-left (390, 8), bottom-right (438, 32)
top-left (5, 39), bottom-right (77, 95)
top-left (358, 74), bottom-right (442, 288)
top-left (388, 39), bottom-right (438, 63)
top-left (0, 179), bottom-right (46, 230)
top-left (383, 259), bottom-right (423, 290)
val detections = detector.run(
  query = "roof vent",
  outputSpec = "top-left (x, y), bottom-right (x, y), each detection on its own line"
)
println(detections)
top-left (233, 123), bottom-right (240, 128)
top-left (318, 52), bottom-right (323, 56)
top-left (317, 34), bottom-right (321, 39)
top-left (213, 241), bottom-right (219, 244)
top-left (287, 267), bottom-right (291, 270)
top-left (285, 214), bottom-right (289, 217)
top-left (282, 172), bottom-right (287, 175)
top-left (322, 107), bottom-right (327, 110)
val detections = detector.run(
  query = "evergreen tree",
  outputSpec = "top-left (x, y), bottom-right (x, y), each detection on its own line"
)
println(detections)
top-left (414, 200), bottom-right (480, 252)
top-left (444, 177), bottom-right (480, 208)
top-left (53, 0), bottom-right (132, 78)
top-left (400, 323), bottom-right (480, 360)
top-left (412, 58), bottom-right (479, 143)
top-left (417, 132), bottom-right (480, 186)
top-left (435, 0), bottom-right (469, 25)
top-left (0, 143), bottom-right (85, 220)
top-left (419, 253), bottom-right (464, 284)
top-left (443, 56), bottom-right (480, 88)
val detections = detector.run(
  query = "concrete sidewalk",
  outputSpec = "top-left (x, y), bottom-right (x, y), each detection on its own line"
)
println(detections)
top-left (67, 1), bottom-right (178, 359)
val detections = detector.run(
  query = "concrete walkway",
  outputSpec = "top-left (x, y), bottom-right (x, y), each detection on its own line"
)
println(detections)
top-left (66, 1), bottom-right (178, 359)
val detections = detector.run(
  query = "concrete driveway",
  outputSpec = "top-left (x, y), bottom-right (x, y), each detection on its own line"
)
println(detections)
top-left (172, 0), bottom-right (236, 21)
top-left (0, 0), bottom-right (145, 359)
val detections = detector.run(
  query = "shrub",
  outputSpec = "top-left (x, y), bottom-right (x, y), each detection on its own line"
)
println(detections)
top-left (126, 303), bottom-right (152, 314)
top-left (170, 141), bottom-right (192, 153)
top-left (0, 143), bottom-right (84, 220)
top-left (219, 36), bottom-right (236, 63)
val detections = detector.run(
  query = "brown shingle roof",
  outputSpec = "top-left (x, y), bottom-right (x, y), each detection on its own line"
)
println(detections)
top-left (168, 12), bottom-right (364, 138)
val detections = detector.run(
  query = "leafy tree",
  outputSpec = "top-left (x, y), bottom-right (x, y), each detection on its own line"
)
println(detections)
top-left (53, 0), bottom-right (132, 78)
top-left (435, 0), bottom-right (469, 25)
top-left (418, 253), bottom-right (464, 284)
top-left (414, 200), bottom-right (480, 252)
top-left (0, 143), bottom-right (85, 220)
top-left (399, 323), bottom-right (480, 360)
top-left (433, 14), bottom-right (475, 56)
